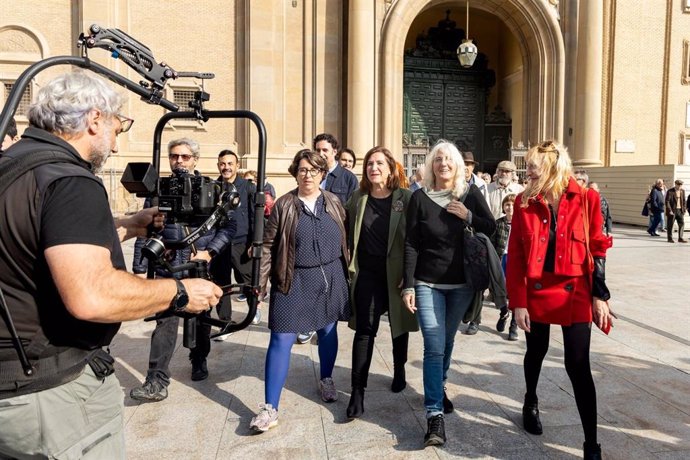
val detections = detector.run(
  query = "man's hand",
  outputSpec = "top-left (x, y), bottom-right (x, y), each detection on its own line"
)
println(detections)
top-left (115, 207), bottom-right (166, 242)
top-left (514, 307), bottom-right (530, 333)
top-left (180, 279), bottom-right (223, 313)
top-left (193, 250), bottom-right (213, 262)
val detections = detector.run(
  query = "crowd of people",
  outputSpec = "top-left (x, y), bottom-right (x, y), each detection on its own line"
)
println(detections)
top-left (644, 178), bottom-right (687, 243)
top-left (1, 71), bottom-right (625, 460)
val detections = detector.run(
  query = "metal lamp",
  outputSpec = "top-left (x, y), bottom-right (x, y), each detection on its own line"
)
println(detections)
top-left (457, 1), bottom-right (478, 68)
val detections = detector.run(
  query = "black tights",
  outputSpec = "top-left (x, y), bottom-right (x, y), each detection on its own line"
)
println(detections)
top-left (524, 321), bottom-right (597, 445)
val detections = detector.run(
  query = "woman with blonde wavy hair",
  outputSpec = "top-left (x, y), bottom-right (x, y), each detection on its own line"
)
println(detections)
top-left (402, 140), bottom-right (495, 447)
top-left (506, 141), bottom-right (614, 460)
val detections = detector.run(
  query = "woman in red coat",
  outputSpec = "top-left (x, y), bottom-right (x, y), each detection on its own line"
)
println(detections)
top-left (506, 141), bottom-right (614, 460)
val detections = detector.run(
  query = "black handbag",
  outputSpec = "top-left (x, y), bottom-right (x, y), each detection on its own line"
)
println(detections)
top-left (459, 190), bottom-right (490, 290)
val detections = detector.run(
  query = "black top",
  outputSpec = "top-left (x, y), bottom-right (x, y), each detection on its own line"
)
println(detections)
top-left (543, 204), bottom-right (557, 273)
top-left (404, 185), bottom-right (496, 288)
top-left (358, 194), bottom-right (392, 261)
top-left (0, 127), bottom-right (122, 353)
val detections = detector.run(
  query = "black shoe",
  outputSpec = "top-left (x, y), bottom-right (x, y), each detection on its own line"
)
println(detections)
top-left (443, 388), bottom-right (454, 414)
top-left (583, 442), bottom-right (602, 460)
top-left (191, 358), bottom-right (208, 381)
top-left (508, 321), bottom-right (519, 341)
top-left (679, 239), bottom-right (688, 243)
top-left (668, 239), bottom-right (675, 243)
top-left (130, 379), bottom-right (168, 402)
top-left (346, 387), bottom-right (365, 419)
top-left (424, 414), bottom-right (446, 447)
top-left (496, 311), bottom-right (510, 332)
top-left (522, 396), bottom-right (543, 435)
top-left (391, 366), bottom-right (406, 393)
top-left (463, 322), bottom-right (479, 335)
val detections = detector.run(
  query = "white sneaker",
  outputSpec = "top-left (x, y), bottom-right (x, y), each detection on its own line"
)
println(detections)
top-left (296, 331), bottom-right (315, 344)
top-left (249, 404), bottom-right (278, 433)
top-left (213, 331), bottom-right (233, 342)
top-left (251, 309), bottom-right (262, 325)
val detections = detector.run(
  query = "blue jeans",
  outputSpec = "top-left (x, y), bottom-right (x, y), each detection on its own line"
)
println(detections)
top-left (415, 283), bottom-right (474, 417)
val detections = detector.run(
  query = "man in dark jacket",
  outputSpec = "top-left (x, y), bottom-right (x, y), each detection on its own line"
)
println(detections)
top-left (665, 179), bottom-right (687, 243)
top-left (647, 179), bottom-right (665, 237)
top-left (314, 133), bottom-right (358, 205)
top-left (130, 138), bottom-right (231, 401)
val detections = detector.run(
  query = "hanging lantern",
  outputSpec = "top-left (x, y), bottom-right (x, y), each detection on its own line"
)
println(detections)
top-left (457, 39), bottom-right (477, 68)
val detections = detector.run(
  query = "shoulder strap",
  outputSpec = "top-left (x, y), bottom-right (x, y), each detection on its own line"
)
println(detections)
top-left (0, 150), bottom-right (81, 198)
top-left (581, 188), bottom-right (594, 273)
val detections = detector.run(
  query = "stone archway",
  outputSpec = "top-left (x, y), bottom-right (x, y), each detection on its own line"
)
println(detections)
top-left (378, 0), bottom-right (564, 150)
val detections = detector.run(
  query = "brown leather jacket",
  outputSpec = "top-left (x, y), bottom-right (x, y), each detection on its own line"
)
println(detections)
top-left (260, 189), bottom-right (349, 294)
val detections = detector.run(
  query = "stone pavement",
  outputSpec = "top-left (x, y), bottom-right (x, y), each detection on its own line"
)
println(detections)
top-left (115, 224), bottom-right (689, 459)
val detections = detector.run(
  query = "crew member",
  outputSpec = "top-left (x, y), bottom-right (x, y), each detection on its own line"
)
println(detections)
top-left (0, 72), bottom-right (221, 458)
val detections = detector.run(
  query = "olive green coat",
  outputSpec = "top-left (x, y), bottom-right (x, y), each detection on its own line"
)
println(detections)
top-left (345, 188), bottom-right (419, 338)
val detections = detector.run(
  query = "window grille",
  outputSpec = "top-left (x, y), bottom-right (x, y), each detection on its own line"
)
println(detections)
top-left (3, 82), bottom-right (33, 116)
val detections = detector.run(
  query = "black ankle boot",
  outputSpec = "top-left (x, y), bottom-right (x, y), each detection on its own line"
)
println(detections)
top-left (443, 388), bottom-right (454, 414)
top-left (522, 396), bottom-right (543, 435)
top-left (346, 387), bottom-right (365, 419)
top-left (391, 366), bottom-right (406, 393)
top-left (583, 442), bottom-right (602, 460)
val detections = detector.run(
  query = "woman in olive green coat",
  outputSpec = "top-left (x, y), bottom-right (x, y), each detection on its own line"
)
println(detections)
top-left (344, 146), bottom-right (418, 419)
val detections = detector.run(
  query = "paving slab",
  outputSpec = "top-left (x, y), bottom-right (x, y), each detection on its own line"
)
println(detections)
top-left (116, 224), bottom-right (690, 459)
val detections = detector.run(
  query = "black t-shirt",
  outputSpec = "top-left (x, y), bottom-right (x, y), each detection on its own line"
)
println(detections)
top-left (358, 194), bottom-right (392, 261)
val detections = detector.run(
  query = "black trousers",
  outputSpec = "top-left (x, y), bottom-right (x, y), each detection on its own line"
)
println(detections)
top-left (350, 265), bottom-right (409, 388)
top-left (667, 209), bottom-right (685, 241)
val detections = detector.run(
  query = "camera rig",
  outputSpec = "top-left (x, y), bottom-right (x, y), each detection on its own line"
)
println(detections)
top-left (0, 25), bottom-right (268, 374)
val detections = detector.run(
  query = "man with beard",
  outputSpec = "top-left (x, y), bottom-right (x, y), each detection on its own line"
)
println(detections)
top-left (486, 160), bottom-right (524, 219)
top-left (130, 138), bottom-right (232, 400)
top-left (0, 72), bottom-right (221, 458)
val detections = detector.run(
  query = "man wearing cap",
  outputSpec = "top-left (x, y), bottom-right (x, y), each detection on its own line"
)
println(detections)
top-left (664, 179), bottom-right (687, 243)
top-left (486, 160), bottom-right (524, 219)
top-left (461, 151), bottom-right (488, 199)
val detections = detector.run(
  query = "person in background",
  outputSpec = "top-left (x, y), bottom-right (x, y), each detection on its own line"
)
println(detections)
top-left (243, 169), bottom-right (277, 219)
top-left (507, 140), bottom-right (614, 460)
top-left (0, 117), bottom-right (20, 156)
top-left (396, 162), bottom-right (410, 188)
top-left (647, 179), bottom-right (665, 237)
top-left (410, 165), bottom-right (425, 192)
top-left (481, 172), bottom-right (492, 185)
top-left (490, 194), bottom-right (518, 341)
top-left (486, 160), bottom-right (524, 219)
top-left (337, 148), bottom-right (357, 171)
top-left (250, 149), bottom-right (350, 433)
top-left (344, 147), bottom-right (417, 420)
top-left (588, 182), bottom-right (612, 236)
top-left (402, 140), bottom-right (495, 447)
top-left (664, 179), bottom-right (686, 243)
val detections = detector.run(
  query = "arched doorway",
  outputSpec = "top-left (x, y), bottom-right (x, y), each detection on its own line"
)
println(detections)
top-left (379, 0), bottom-right (564, 161)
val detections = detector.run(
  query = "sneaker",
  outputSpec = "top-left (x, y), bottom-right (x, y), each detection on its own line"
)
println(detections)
top-left (424, 414), bottom-right (446, 447)
top-left (249, 404), bottom-right (278, 433)
top-left (213, 331), bottom-right (233, 342)
top-left (130, 379), bottom-right (168, 402)
top-left (319, 377), bottom-right (338, 402)
top-left (237, 294), bottom-right (247, 302)
top-left (296, 331), bottom-right (316, 344)
top-left (191, 358), bottom-right (208, 381)
top-left (442, 387), bottom-right (454, 414)
top-left (251, 309), bottom-right (262, 325)
top-left (463, 322), bottom-right (479, 335)
top-left (496, 312), bottom-right (510, 332)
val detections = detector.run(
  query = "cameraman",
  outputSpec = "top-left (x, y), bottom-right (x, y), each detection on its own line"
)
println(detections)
top-left (129, 138), bottom-right (235, 401)
top-left (0, 72), bottom-right (222, 458)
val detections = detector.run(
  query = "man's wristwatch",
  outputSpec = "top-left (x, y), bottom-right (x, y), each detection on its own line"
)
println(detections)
top-left (170, 279), bottom-right (189, 313)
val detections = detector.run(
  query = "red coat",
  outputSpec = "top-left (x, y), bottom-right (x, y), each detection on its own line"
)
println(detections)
top-left (506, 178), bottom-right (613, 325)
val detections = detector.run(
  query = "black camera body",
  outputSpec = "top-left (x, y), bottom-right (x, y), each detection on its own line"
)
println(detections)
top-left (157, 172), bottom-right (220, 224)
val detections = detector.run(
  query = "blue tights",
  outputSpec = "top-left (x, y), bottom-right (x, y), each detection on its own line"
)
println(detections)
top-left (264, 322), bottom-right (338, 410)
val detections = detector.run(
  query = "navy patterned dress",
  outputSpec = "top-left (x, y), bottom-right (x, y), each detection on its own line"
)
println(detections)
top-left (268, 194), bottom-right (351, 333)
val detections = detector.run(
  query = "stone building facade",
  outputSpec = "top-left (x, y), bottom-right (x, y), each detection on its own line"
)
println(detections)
top-left (2, 1), bottom-right (690, 223)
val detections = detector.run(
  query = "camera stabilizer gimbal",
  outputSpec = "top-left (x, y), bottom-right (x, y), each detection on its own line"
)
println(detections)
top-left (0, 25), bottom-right (268, 374)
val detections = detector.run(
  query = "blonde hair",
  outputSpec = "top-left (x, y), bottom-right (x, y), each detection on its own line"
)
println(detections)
top-left (521, 140), bottom-right (572, 207)
top-left (422, 140), bottom-right (468, 199)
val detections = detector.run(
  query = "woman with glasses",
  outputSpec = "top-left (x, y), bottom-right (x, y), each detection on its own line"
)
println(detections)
top-left (402, 140), bottom-right (495, 447)
top-left (344, 147), bottom-right (418, 420)
top-left (507, 141), bottom-right (614, 460)
top-left (250, 149), bottom-right (350, 433)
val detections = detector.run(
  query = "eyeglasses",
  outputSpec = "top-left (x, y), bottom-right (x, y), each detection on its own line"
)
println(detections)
top-left (116, 114), bottom-right (134, 133)
top-left (297, 168), bottom-right (322, 177)
top-left (169, 153), bottom-right (194, 162)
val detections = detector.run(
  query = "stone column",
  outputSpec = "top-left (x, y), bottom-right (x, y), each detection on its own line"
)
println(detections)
top-left (347, 0), bottom-right (375, 157)
top-left (573, 0), bottom-right (603, 166)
